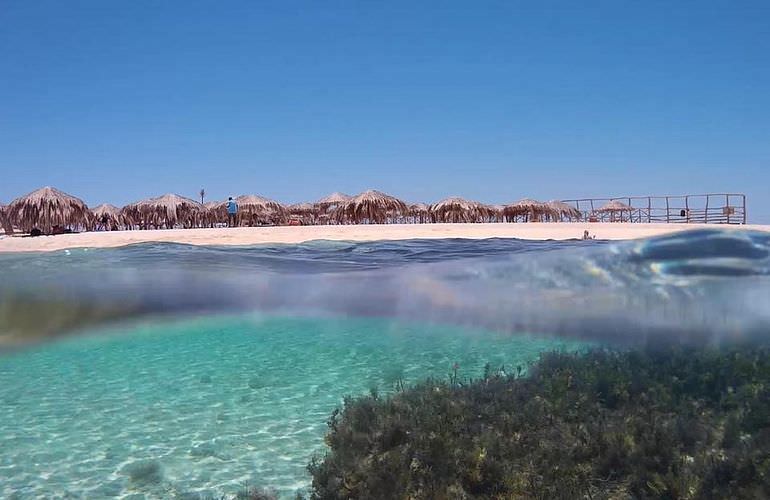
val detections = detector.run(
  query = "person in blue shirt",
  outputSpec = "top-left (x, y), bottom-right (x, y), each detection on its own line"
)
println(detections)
top-left (226, 197), bottom-right (238, 227)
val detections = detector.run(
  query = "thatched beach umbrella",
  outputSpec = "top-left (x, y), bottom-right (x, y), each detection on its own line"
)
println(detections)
top-left (334, 190), bottom-right (408, 224)
top-left (7, 186), bottom-right (91, 233)
top-left (408, 203), bottom-right (430, 224)
top-left (205, 195), bottom-right (286, 227)
top-left (288, 202), bottom-right (317, 225)
top-left (232, 194), bottom-right (287, 226)
top-left (502, 198), bottom-right (557, 222)
top-left (598, 200), bottom-right (633, 212)
top-left (315, 192), bottom-right (351, 212)
top-left (0, 203), bottom-right (13, 235)
top-left (92, 203), bottom-right (129, 231)
top-left (236, 194), bottom-right (284, 213)
top-left (200, 200), bottom-right (223, 227)
top-left (597, 200), bottom-right (634, 222)
top-left (430, 197), bottom-right (493, 223)
top-left (122, 193), bottom-right (203, 229)
top-left (547, 200), bottom-right (582, 222)
top-left (489, 204), bottom-right (506, 223)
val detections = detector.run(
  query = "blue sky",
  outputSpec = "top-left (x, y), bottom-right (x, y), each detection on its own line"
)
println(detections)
top-left (1, 1), bottom-right (768, 221)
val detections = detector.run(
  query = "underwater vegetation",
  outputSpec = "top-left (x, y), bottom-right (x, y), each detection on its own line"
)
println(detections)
top-left (307, 344), bottom-right (770, 499)
top-left (233, 487), bottom-right (279, 499)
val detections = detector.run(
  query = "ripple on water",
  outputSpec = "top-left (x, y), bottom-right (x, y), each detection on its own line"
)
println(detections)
top-left (0, 314), bottom-right (583, 498)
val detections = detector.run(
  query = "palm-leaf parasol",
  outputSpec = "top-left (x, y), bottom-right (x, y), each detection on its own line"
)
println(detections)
top-left (408, 202), bottom-right (430, 224)
top-left (334, 190), bottom-right (408, 224)
top-left (7, 186), bottom-right (91, 233)
top-left (502, 198), bottom-right (554, 222)
top-left (596, 200), bottom-right (634, 222)
top-left (547, 200), bottom-right (582, 221)
top-left (429, 197), bottom-right (493, 223)
top-left (597, 200), bottom-right (633, 212)
top-left (0, 203), bottom-right (13, 235)
top-left (122, 193), bottom-right (203, 229)
top-left (287, 202), bottom-right (317, 225)
top-left (234, 194), bottom-right (287, 226)
top-left (92, 203), bottom-right (129, 230)
top-left (315, 192), bottom-right (352, 213)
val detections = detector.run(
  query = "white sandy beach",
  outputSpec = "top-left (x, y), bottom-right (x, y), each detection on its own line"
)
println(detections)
top-left (0, 222), bottom-right (768, 253)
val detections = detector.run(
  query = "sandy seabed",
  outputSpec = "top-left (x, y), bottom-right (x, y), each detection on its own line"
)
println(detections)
top-left (0, 222), bottom-right (768, 253)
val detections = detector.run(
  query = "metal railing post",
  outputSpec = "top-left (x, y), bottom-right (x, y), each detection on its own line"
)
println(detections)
top-left (743, 194), bottom-right (747, 224)
top-left (648, 197), bottom-right (651, 223)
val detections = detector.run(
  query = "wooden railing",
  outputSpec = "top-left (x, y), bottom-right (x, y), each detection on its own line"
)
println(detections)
top-left (561, 193), bottom-right (747, 224)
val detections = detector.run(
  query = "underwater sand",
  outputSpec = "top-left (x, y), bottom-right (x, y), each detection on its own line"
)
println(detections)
top-left (0, 315), bottom-right (582, 499)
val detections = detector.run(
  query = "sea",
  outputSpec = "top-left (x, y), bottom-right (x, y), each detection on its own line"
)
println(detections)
top-left (0, 229), bottom-right (768, 498)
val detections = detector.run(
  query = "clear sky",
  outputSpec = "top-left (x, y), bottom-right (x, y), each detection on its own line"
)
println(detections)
top-left (1, 1), bottom-right (768, 221)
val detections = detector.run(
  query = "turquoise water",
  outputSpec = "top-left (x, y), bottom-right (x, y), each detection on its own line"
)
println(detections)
top-left (0, 314), bottom-right (582, 499)
top-left (2, 230), bottom-right (769, 498)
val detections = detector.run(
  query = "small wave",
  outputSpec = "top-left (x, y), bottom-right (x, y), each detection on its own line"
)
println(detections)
top-left (1, 229), bottom-right (768, 348)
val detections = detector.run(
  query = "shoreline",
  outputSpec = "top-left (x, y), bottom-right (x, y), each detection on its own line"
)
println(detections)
top-left (1, 222), bottom-right (768, 253)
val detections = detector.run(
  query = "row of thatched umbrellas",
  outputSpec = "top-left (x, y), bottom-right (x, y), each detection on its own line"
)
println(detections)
top-left (0, 186), bottom-right (634, 235)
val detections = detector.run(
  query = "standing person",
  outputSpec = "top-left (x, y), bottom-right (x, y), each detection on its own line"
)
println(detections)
top-left (227, 197), bottom-right (238, 227)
